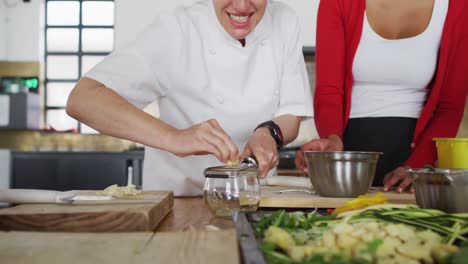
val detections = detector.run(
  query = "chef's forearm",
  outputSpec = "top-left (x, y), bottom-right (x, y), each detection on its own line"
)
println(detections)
top-left (66, 77), bottom-right (177, 151)
top-left (273, 115), bottom-right (302, 145)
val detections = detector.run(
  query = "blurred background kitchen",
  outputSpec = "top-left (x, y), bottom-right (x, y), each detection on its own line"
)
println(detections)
top-left (0, 0), bottom-right (467, 192)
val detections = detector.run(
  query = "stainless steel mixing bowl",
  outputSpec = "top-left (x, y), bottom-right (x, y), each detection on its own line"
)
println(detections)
top-left (408, 168), bottom-right (468, 213)
top-left (304, 151), bottom-right (382, 198)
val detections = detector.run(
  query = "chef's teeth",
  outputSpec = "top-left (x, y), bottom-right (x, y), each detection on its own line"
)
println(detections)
top-left (230, 14), bottom-right (248, 23)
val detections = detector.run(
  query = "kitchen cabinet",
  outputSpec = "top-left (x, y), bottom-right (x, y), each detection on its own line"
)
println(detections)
top-left (11, 150), bottom-right (144, 191)
top-left (12, 155), bottom-right (59, 190)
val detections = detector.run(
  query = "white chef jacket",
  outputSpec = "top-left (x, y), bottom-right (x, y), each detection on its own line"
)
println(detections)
top-left (85, 0), bottom-right (312, 196)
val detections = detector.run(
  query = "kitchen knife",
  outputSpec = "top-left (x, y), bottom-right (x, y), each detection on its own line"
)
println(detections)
top-left (0, 189), bottom-right (77, 204)
top-left (266, 175), bottom-right (312, 188)
top-left (0, 189), bottom-right (155, 204)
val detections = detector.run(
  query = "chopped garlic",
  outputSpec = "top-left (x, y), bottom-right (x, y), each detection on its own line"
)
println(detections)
top-left (226, 159), bottom-right (239, 167)
top-left (101, 184), bottom-right (142, 197)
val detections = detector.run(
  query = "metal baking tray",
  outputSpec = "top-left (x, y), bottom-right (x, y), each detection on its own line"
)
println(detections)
top-left (233, 209), bottom-right (326, 264)
top-left (233, 212), bottom-right (268, 264)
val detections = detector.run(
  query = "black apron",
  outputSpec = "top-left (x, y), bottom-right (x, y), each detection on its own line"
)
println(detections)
top-left (343, 117), bottom-right (417, 186)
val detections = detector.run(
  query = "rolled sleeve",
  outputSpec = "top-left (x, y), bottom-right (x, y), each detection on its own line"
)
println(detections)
top-left (84, 15), bottom-right (181, 110)
top-left (85, 50), bottom-right (164, 110)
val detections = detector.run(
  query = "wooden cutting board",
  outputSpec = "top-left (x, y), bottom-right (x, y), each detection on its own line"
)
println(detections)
top-left (260, 185), bottom-right (416, 208)
top-left (0, 229), bottom-right (239, 264)
top-left (0, 191), bottom-right (173, 232)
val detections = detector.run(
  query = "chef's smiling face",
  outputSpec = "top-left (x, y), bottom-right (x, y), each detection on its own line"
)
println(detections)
top-left (213, 0), bottom-right (267, 41)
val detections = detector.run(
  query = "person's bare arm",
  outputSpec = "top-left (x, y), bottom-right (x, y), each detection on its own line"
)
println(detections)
top-left (273, 114), bottom-right (302, 146)
top-left (66, 77), bottom-right (238, 162)
top-left (67, 78), bottom-right (174, 150)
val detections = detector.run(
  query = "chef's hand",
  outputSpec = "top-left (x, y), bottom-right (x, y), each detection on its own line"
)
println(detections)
top-left (168, 119), bottom-right (238, 163)
top-left (295, 135), bottom-right (344, 174)
top-left (241, 127), bottom-right (279, 179)
top-left (383, 166), bottom-right (414, 193)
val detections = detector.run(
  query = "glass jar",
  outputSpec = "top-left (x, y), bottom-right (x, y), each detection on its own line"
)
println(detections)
top-left (203, 158), bottom-right (261, 218)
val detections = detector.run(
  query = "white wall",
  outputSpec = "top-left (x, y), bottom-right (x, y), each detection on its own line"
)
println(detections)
top-left (0, 0), bottom-right (317, 60)
top-left (0, 3), bottom-right (6, 59)
top-left (114, 0), bottom-right (197, 49)
top-left (279, 0), bottom-right (318, 47)
top-left (0, 0), bottom-right (42, 61)
top-left (115, 0), bottom-right (319, 49)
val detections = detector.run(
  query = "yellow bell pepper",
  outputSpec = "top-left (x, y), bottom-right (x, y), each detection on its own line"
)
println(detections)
top-left (333, 193), bottom-right (388, 214)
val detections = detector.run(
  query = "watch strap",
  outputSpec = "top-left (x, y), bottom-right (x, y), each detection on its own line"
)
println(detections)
top-left (254, 121), bottom-right (284, 149)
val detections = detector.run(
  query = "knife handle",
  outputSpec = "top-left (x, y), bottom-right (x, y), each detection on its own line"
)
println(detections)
top-left (0, 189), bottom-right (70, 204)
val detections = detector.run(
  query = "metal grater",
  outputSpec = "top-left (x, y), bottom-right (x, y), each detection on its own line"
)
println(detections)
top-left (203, 157), bottom-right (258, 179)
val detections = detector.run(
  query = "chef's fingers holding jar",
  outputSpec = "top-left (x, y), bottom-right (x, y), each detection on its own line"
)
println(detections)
top-left (241, 128), bottom-right (278, 179)
top-left (168, 119), bottom-right (239, 163)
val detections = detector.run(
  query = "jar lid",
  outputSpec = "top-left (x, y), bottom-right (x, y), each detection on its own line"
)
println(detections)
top-left (204, 157), bottom-right (258, 178)
top-left (204, 164), bottom-right (257, 178)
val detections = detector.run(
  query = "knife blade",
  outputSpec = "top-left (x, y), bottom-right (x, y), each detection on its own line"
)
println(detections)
top-left (60, 195), bottom-right (158, 204)
top-left (60, 195), bottom-right (114, 203)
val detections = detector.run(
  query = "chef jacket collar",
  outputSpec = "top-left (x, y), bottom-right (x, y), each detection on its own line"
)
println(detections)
top-left (207, 0), bottom-right (272, 48)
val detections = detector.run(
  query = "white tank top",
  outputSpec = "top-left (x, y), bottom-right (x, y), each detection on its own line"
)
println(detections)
top-left (350, 0), bottom-right (448, 118)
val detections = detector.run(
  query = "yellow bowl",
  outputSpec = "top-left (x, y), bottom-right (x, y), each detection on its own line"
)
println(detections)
top-left (434, 138), bottom-right (468, 168)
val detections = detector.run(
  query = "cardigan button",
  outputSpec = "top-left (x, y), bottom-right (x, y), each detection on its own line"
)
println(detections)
top-left (410, 143), bottom-right (415, 148)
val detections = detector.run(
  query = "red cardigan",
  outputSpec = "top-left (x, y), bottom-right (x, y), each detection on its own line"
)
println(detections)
top-left (314, 0), bottom-right (468, 168)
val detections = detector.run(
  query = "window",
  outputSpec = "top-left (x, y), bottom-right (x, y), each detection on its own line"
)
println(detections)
top-left (45, 0), bottom-right (114, 133)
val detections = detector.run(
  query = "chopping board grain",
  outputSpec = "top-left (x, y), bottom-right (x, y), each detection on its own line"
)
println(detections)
top-left (0, 191), bottom-right (173, 232)
top-left (0, 229), bottom-right (239, 264)
top-left (260, 185), bottom-right (416, 208)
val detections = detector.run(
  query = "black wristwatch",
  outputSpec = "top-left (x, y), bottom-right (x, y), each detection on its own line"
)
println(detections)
top-left (254, 121), bottom-right (284, 149)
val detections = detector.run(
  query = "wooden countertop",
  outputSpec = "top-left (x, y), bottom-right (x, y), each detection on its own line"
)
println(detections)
top-left (277, 169), bottom-right (303, 176)
top-left (0, 198), bottom-right (240, 264)
top-left (0, 196), bottom-right (232, 233)
top-left (155, 197), bottom-right (234, 232)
